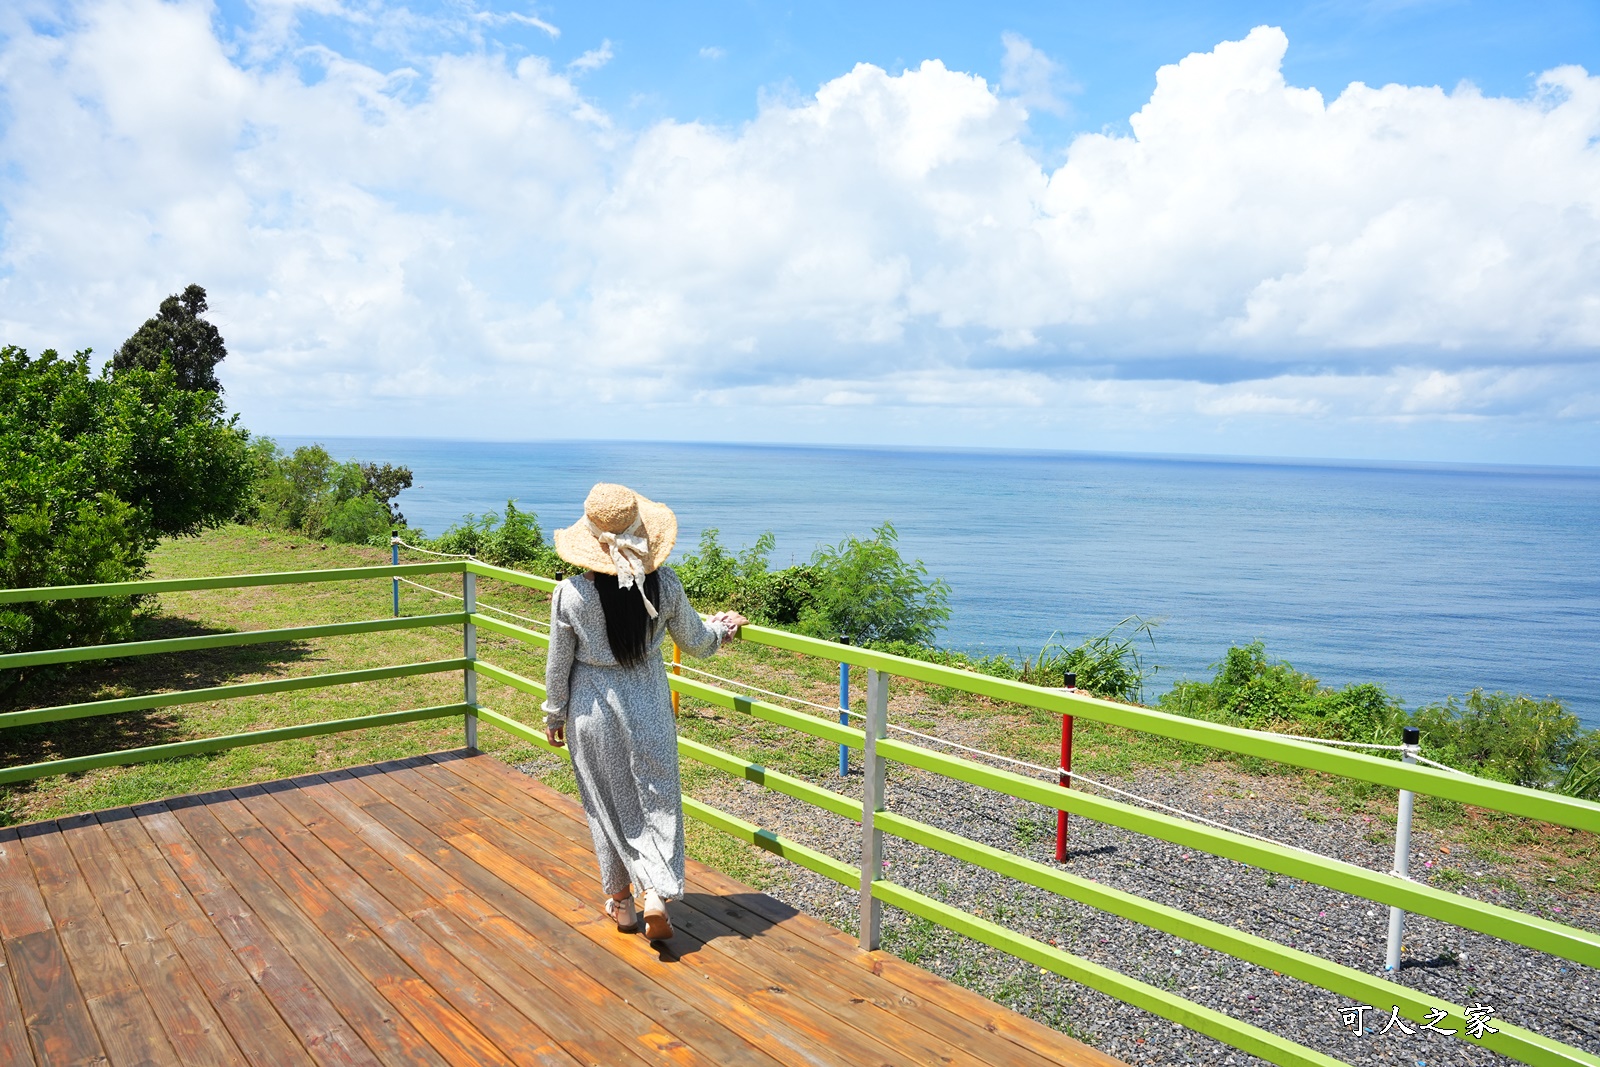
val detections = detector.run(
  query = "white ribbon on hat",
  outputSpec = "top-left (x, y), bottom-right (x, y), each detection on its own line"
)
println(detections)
top-left (585, 516), bottom-right (658, 618)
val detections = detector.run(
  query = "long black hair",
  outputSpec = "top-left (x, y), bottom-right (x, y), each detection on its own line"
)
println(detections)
top-left (592, 570), bottom-right (660, 666)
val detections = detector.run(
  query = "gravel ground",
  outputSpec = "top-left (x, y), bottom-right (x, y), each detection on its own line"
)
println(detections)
top-left (517, 750), bottom-right (1598, 1067)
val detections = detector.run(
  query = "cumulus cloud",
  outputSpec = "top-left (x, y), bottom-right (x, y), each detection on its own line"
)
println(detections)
top-left (1, 7), bottom-right (1598, 458)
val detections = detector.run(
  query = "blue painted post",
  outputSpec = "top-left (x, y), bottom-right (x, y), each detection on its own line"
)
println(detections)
top-left (838, 635), bottom-right (851, 776)
top-left (391, 532), bottom-right (400, 616)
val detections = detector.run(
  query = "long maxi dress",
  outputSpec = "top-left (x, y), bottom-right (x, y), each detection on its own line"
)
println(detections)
top-left (541, 565), bottom-right (727, 899)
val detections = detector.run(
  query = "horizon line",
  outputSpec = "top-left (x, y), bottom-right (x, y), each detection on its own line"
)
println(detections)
top-left (261, 432), bottom-right (1600, 477)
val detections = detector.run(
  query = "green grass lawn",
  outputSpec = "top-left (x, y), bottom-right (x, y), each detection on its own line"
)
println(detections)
top-left (2, 525), bottom-right (1593, 898)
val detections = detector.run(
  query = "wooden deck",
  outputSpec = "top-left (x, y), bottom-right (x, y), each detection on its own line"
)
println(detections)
top-left (0, 751), bottom-right (1125, 1067)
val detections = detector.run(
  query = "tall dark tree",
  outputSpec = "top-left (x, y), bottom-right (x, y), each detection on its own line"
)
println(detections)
top-left (111, 283), bottom-right (228, 392)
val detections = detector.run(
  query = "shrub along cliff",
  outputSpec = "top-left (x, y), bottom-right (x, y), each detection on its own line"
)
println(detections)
top-left (0, 336), bottom-right (253, 694)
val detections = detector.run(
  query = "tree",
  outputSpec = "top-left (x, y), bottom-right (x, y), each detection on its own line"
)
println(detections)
top-left (1, 346), bottom-right (256, 693)
top-left (245, 442), bottom-right (414, 541)
top-left (797, 523), bottom-right (951, 645)
top-left (111, 284), bottom-right (228, 393)
top-left (360, 463), bottom-right (414, 523)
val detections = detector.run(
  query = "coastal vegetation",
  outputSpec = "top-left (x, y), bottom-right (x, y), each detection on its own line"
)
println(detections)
top-left (0, 332), bottom-right (253, 693)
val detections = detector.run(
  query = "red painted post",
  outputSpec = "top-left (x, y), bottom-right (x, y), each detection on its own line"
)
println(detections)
top-left (1055, 672), bottom-right (1077, 862)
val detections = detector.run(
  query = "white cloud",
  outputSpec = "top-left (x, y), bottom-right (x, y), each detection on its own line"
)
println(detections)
top-left (568, 38), bottom-right (612, 73)
top-left (699, 45), bottom-right (725, 60)
top-left (2, 10), bottom-right (1598, 460)
top-left (476, 10), bottom-right (560, 38)
top-left (998, 31), bottom-right (1073, 116)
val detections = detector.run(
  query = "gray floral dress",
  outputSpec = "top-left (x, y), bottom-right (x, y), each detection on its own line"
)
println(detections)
top-left (541, 565), bottom-right (726, 898)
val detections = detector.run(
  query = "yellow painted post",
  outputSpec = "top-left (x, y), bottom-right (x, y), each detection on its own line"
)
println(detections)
top-left (672, 642), bottom-right (682, 717)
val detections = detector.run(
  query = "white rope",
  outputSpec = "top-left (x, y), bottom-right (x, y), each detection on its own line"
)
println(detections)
top-left (396, 577), bottom-right (548, 629)
top-left (476, 602), bottom-right (549, 629)
top-left (1270, 734), bottom-right (1464, 773)
top-left (398, 576), bottom-right (462, 600)
top-left (668, 661), bottom-right (849, 716)
top-left (875, 721), bottom-right (1332, 856)
top-left (395, 537), bottom-right (473, 563)
top-left (664, 659), bottom-right (1333, 858)
top-left (1289, 736), bottom-right (1406, 751)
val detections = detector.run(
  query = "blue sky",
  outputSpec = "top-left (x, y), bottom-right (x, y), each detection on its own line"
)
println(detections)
top-left (3, 0), bottom-right (1599, 463)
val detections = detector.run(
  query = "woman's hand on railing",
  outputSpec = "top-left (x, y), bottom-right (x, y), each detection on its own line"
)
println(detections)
top-left (709, 611), bottom-right (749, 645)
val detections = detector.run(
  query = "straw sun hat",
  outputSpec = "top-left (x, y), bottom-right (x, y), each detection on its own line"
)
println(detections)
top-left (553, 483), bottom-right (678, 579)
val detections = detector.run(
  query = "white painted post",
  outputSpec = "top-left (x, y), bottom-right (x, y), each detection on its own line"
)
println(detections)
top-left (463, 570), bottom-right (478, 750)
top-left (1385, 725), bottom-right (1420, 971)
top-left (859, 668), bottom-right (888, 950)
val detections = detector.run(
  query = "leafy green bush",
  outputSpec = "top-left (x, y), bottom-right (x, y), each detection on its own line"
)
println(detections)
top-left (1, 346), bottom-right (254, 693)
top-left (327, 495), bottom-right (392, 545)
top-left (1157, 641), bottom-right (1599, 798)
top-left (430, 502), bottom-right (576, 575)
top-left (1411, 689), bottom-right (1593, 794)
top-left (675, 530), bottom-right (818, 624)
top-left (795, 523), bottom-right (950, 645)
top-left (1020, 616), bottom-right (1160, 702)
top-left (1158, 641), bottom-right (1408, 742)
top-left (245, 440), bottom-right (411, 543)
top-left (677, 524), bottom-right (950, 645)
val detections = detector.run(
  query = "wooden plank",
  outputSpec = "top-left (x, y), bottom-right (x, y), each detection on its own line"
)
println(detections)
top-left (328, 762), bottom-right (899, 1067)
top-left (453, 752), bottom-right (1127, 1067)
top-left (204, 786), bottom-right (570, 1067)
top-left (0, 824), bottom-right (84, 1066)
top-left (161, 793), bottom-right (461, 1067)
top-left (236, 780), bottom-right (678, 1067)
top-left (6, 928), bottom-right (108, 1066)
top-left (93, 807), bottom-right (312, 1067)
top-left (133, 801), bottom-right (385, 1067)
top-left (294, 768), bottom-right (779, 1067)
top-left (20, 820), bottom-right (178, 1067)
top-left (57, 814), bottom-right (247, 1067)
top-left (392, 759), bottom-right (981, 1067)
top-left (684, 864), bottom-right (1128, 1067)
top-left (0, 925), bottom-right (36, 1067)
top-left (0, 825), bottom-right (55, 939)
top-left (300, 766), bottom-right (816, 1067)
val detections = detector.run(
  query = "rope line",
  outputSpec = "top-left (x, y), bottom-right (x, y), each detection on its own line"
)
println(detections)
top-left (397, 576), bottom-right (461, 600)
top-left (1289, 736), bottom-right (1405, 751)
top-left (660, 661), bottom-right (1332, 858)
top-left (395, 576), bottom-right (549, 629)
top-left (394, 538), bottom-right (473, 559)
top-left (668, 661), bottom-right (848, 716)
top-left (1287, 734), bottom-right (1462, 773)
top-left (876, 720), bottom-right (1333, 857)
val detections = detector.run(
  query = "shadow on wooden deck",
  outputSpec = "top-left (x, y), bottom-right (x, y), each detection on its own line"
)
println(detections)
top-left (0, 749), bottom-right (1126, 1067)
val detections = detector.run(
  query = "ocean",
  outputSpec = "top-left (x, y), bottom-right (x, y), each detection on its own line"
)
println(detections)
top-left (280, 437), bottom-right (1600, 729)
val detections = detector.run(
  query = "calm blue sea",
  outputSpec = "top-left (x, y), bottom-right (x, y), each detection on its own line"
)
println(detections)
top-left (281, 437), bottom-right (1600, 729)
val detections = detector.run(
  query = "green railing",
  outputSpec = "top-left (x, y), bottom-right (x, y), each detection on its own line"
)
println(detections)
top-left (2, 559), bottom-right (1597, 1067)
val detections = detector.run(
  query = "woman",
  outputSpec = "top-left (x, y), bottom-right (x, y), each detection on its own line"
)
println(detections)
top-left (542, 483), bottom-right (746, 941)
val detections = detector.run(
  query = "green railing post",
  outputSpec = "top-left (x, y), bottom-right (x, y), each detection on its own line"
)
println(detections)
top-left (860, 667), bottom-right (889, 950)
top-left (463, 570), bottom-right (478, 749)
top-left (838, 635), bottom-right (851, 777)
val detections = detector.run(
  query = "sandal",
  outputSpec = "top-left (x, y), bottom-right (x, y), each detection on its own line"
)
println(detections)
top-left (642, 889), bottom-right (673, 941)
top-left (605, 895), bottom-right (637, 933)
